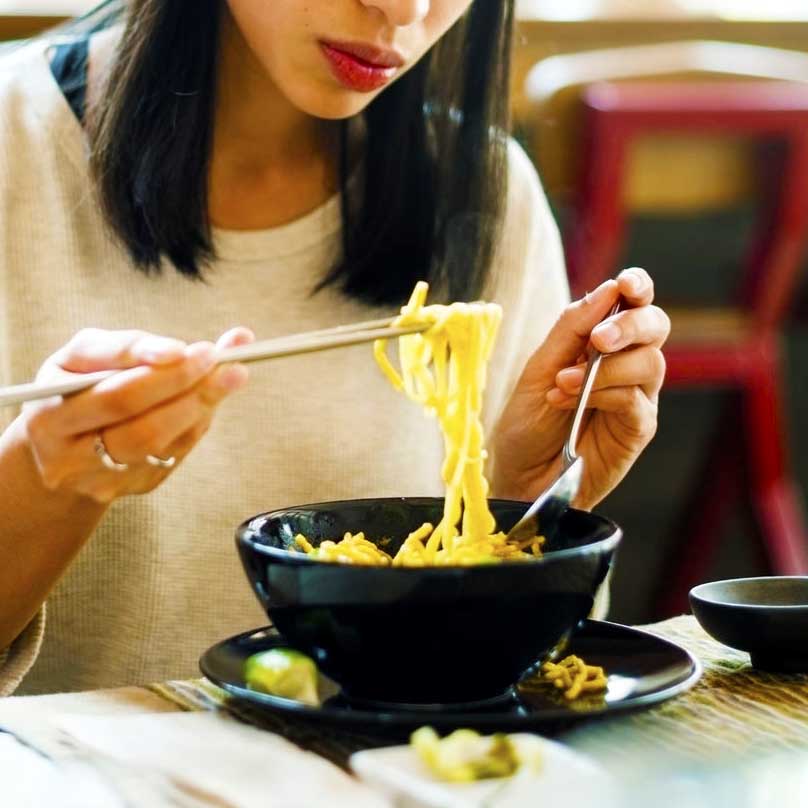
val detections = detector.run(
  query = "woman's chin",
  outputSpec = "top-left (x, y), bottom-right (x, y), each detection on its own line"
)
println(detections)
top-left (288, 83), bottom-right (382, 121)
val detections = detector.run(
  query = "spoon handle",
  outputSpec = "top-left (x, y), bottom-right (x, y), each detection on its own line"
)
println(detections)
top-left (562, 301), bottom-right (622, 468)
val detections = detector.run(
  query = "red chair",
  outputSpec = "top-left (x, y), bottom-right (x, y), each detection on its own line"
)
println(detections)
top-left (565, 81), bottom-right (808, 615)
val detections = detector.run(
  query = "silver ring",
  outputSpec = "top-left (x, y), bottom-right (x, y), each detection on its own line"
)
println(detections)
top-left (94, 432), bottom-right (129, 472)
top-left (146, 454), bottom-right (176, 469)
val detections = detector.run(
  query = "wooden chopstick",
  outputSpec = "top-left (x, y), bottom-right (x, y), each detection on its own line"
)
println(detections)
top-left (0, 317), bottom-right (428, 409)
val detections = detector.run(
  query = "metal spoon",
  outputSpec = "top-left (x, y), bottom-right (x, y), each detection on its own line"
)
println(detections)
top-left (505, 301), bottom-right (621, 545)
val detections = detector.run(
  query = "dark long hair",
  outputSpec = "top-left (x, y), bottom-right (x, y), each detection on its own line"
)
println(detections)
top-left (74, 1), bottom-right (514, 304)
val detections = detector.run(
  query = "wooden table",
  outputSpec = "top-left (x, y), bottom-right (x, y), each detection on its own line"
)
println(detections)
top-left (1, 616), bottom-right (807, 802)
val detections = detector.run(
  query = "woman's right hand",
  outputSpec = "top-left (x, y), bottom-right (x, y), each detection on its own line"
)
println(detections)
top-left (20, 326), bottom-right (253, 504)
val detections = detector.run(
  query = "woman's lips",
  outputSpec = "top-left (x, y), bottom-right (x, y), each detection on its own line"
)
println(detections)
top-left (319, 41), bottom-right (403, 93)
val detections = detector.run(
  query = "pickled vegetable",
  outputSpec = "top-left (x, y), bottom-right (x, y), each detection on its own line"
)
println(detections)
top-left (243, 648), bottom-right (319, 706)
top-left (410, 727), bottom-right (541, 782)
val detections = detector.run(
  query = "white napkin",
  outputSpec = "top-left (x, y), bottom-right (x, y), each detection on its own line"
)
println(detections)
top-left (54, 710), bottom-right (391, 808)
top-left (1, 733), bottom-right (61, 808)
top-left (351, 735), bottom-right (615, 808)
top-left (0, 733), bottom-right (123, 808)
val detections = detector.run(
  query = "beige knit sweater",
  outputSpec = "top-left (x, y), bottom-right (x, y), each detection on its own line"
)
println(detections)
top-left (0, 40), bottom-right (596, 697)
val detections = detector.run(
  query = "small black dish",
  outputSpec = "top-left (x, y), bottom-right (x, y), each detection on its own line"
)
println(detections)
top-left (199, 620), bottom-right (702, 735)
top-left (235, 498), bottom-right (620, 705)
top-left (690, 576), bottom-right (808, 672)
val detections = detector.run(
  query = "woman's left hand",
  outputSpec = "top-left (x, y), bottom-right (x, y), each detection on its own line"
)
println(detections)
top-left (491, 267), bottom-right (670, 510)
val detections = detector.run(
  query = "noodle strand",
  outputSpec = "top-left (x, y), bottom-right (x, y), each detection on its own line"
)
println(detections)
top-left (297, 282), bottom-right (545, 566)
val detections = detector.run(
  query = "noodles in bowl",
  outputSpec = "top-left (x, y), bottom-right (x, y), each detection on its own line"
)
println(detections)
top-left (235, 284), bottom-right (621, 704)
top-left (236, 499), bottom-right (620, 705)
top-left (293, 282), bottom-right (544, 566)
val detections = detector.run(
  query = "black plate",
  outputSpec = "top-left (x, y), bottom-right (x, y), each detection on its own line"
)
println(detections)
top-left (200, 620), bottom-right (702, 733)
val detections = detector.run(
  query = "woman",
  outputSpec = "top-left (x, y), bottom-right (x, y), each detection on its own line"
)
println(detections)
top-left (0, 0), bottom-right (669, 695)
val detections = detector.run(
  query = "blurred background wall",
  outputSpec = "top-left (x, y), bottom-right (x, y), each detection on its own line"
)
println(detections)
top-left (512, 0), bottom-right (808, 623)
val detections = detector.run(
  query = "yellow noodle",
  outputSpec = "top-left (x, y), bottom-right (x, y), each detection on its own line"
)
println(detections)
top-left (540, 655), bottom-right (608, 701)
top-left (299, 281), bottom-right (545, 566)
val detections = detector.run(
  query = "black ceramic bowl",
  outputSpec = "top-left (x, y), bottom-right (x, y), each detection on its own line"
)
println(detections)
top-left (690, 577), bottom-right (808, 672)
top-left (236, 497), bottom-right (620, 706)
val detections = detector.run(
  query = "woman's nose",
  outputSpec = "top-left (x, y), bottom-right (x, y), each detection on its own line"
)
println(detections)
top-left (359, 0), bottom-right (430, 27)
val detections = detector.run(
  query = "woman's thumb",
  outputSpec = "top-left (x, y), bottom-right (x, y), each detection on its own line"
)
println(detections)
top-left (527, 279), bottom-right (620, 380)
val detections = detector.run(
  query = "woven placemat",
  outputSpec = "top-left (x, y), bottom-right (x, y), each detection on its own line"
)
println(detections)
top-left (147, 678), bottom-right (387, 769)
top-left (561, 616), bottom-right (808, 770)
top-left (149, 616), bottom-right (808, 770)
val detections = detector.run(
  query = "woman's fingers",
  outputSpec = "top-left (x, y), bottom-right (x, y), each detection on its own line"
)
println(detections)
top-left (33, 389), bottom-right (198, 489)
top-left (56, 431), bottom-right (194, 504)
top-left (37, 342), bottom-right (218, 436)
top-left (215, 326), bottom-right (255, 351)
top-left (548, 270), bottom-right (668, 418)
top-left (522, 278), bottom-right (621, 384)
top-left (590, 304), bottom-right (671, 354)
top-left (546, 385), bottom-right (659, 454)
top-left (555, 346), bottom-right (666, 401)
top-left (198, 325), bottom-right (254, 403)
top-left (50, 328), bottom-right (187, 373)
top-left (520, 267), bottom-right (662, 390)
top-left (24, 325), bottom-right (255, 504)
top-left (101, 388), bottom-right (210, 464)
top-left (77, 329), bottom-right (252, 467)
top-left (35, 367), bottom-right (244, 493)
top-left (547, 385), bottom-right (658, 431)
top-left (615, 267), bottom-right (655, 308)
top-left (200, 365), bottom-right (250, 403)
top-left (162, 415), bottom-right (214, 459)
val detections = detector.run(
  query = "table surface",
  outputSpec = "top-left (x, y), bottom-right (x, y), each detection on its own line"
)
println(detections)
top-left (2, 616), bottom-right (807, 784)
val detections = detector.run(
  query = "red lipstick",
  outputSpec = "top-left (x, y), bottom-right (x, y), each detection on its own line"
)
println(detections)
top-left (320, 41), bottom-right (404, 93)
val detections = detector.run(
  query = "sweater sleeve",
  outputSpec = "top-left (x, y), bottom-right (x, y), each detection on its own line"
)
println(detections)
top-left (0, 608), bottom-right (46, 697)
top-left (0, 46), bottom-right (49, 696)
top-left (482, 140), bottom-right (611, 620)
